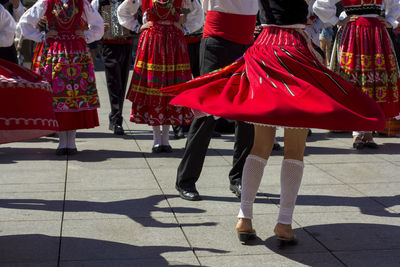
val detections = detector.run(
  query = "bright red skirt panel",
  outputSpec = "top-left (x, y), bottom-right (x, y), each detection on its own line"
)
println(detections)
top-left (55, 110), bottom-right (99, 131)
top-left (163, 27), bottom-right (385, 131)
top-left (0, 59), bottom-right (58, 144)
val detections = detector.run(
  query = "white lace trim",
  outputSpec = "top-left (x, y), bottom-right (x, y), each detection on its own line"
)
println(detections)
top-left (0, 75), bottom-right (52, 92)
top-left (246, 121), bottom-right (308, 130)
top-left (0, 118), bottom-right (59, 127)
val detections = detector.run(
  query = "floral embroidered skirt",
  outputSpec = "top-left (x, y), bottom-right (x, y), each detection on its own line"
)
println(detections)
top-left (32, 35), bottom-right (100, 130)
top-left (0, 58), bottom-right (58, 144)
top-left (161, 27), bottom-right (385, 131)
top-left (126, 23), bottom-right (193, 126)
top-left (331, 17), bottom-right (400, 118)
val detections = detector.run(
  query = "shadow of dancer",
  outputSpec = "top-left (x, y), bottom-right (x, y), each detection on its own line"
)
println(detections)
top-left (0, 195), bottom-right (217, 228)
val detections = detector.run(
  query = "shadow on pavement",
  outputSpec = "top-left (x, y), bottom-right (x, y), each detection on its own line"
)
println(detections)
top-left (0, 234), bottom-right (227, 266)
top-left (258, 193), bottom-right (400, 218)
top-left (264, 223), bottom-right (400, 266)
top-left (0, 195), bottom-right (217, 228)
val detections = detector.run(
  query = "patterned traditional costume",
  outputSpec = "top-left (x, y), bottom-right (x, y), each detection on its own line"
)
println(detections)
top-left (0, 58), bottom-right (58, 144)
top-left (314, 0), bottom-right (400, 119)
top-left (18, 0), bottom-right (104, 131)
top-left (161, 2), bottom-right (385, 131)
top-left (117, 0), bottom-right (203, 126)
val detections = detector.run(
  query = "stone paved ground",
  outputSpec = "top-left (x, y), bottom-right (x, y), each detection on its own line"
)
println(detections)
top-left (0, 70), bottom-right (399, 266)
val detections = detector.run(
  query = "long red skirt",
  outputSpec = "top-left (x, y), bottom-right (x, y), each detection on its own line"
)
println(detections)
top-left (331, 17), bottom-right (400, 118)
top-left (0, 58), bottom-right (58, 144)
top-left (162, 27), bottom-right (385, 131)
top-left (127, 23), bottom-right (193, 126)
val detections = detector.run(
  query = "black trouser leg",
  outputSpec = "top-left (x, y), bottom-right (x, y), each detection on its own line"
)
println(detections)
top-left (176, 116), bottom-right (217, 190)
top-left (229, 121), bottom-right (254, 184)
top-left (102, 43), bottom-right (133, 126)
top-left (0, 45), bottom-right (18, 64)
top-left (176, 37), bottom-right (254, 191)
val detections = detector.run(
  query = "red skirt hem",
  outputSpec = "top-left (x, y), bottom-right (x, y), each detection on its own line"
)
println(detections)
top-left (56, 110), bottom-right (99, 131)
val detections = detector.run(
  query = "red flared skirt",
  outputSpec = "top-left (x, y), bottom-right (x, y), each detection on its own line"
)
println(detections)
top-left (0, 58), bottom-right (58, 144)
top-left (126, 23), bottom-right (193, 126)
top-left (331, 17), bottom-right (400, 118)
top-left (162, 27), bottom-right (385, 131)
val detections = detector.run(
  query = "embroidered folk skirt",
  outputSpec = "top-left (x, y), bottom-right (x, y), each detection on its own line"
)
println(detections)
top-left (32, 34), bottom-right (100, 131)
top-left (0, 59), bottom-right (58, 144)
top-left (126, 23), bottom-right (193, 126)
top-left (162, 26), bottom-right (385, 131)
top-left (331, 17), bottom-right (400, 118)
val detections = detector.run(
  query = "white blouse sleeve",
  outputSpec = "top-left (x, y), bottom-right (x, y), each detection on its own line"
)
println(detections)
top-left (182, 0), bottom-right (204, 35)
top-left (384, 0), bottom-right (400, 28)
top-left (313, 0), bottom-right (341, 26)
top-left (17, 0), bottom-right (47, 43)
top-left (13, 1), bottom-right (25, 22)
top-left (82, 0), bottom-right (104, 43)
top-left (117, 0), bottom-right (142, 33)
top-left (0, 5), bottom-right (16, 47)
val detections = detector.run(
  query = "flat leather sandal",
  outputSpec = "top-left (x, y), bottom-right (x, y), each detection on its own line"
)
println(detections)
top-left (277, 235), bottom-right (298, 248)
top-left (363, 140), bottom-right (378, 149)
top-left (237, 229), bottom-right (256, 242)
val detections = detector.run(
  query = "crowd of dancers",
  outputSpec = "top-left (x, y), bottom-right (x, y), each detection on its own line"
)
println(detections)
top-left (1, 0), bottom-right (399, 246)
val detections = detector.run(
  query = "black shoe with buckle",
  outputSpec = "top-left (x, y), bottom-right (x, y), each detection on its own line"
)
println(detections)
top-left (113, 124), bottom-right (124, 135)
top-left (230, 183), bottom-right (242, 198)
top-left (176, 185), bottom-right (202, 201)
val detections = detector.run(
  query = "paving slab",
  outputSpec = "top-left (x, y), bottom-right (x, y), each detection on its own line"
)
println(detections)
top-left (334, 250), bottom-right (400, 267)
top-left (66, 167), bottom-right (160, 191)
top-left (60, 218), bottom-right (209, 263)
top-left (199, 252), bottom-right (343, 267)
top-left (315, 161), bottom-right (400, 184)
top-left (0, 192), bottom-right (63, 221)
top-left (0, 222), bottom-right (60, 264)
top-left (294, 211), bottom-right (400, 252)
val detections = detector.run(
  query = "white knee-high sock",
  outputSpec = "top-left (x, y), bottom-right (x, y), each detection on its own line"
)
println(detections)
top-left (57, 131), bottom-right (68, 149)
top-left (277, 159), bottom-right (304, 225)
top-left (153, 126), bottom-right (161, 146)
top-left (238, 154), bottom-right (268, 219)
top-left (67, 130), bottom-right (76, 149)
top-left (161, 125), bottom-right (170, 145)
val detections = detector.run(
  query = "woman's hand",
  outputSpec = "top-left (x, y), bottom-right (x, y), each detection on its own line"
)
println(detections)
top-left (139, 21), bottom-right (153, 33)
top-left (75, 30), bottom-right (85, 39)
top-left (46, 30), bottom-right (58, 39)
top-left (337, 15), bottom-right (358, 27)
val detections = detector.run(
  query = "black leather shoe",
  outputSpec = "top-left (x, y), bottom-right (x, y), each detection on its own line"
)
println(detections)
top-left (273, 143), bottom-right (281, 151)
top-left (161, 145), bottom-right (173, 153)
top-left (67, 148), bottom-right (78, 155)
top-left (230, 183), bottom-right (242, 198)
top-left (176, 186), bottom-right (202, 201)
top-left (113, 124), bottom-right (125, 135)
top-left (152, 145), bottom-right (163, 153)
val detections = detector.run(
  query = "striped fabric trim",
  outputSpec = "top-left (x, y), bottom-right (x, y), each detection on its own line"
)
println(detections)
top-left (130, 85), bottom-right (165, 96)
top-left (135, 61), bottom-right (191, 72)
